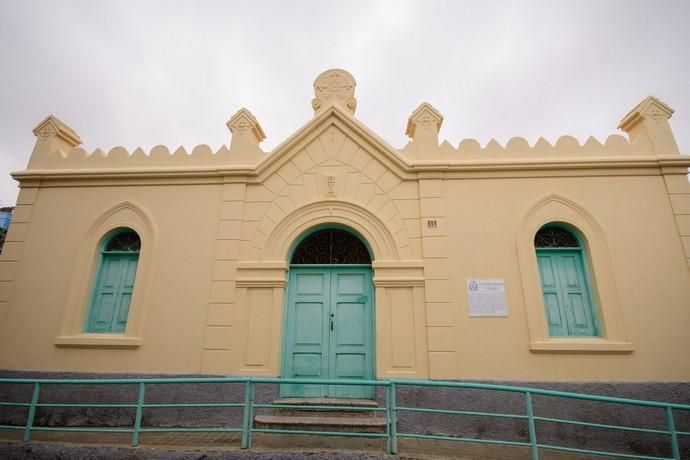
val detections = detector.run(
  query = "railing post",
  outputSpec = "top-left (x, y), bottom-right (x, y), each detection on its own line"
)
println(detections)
top-left (248, 381), bottom-right (255, 448)
top-left (241, 380), bottom-right (255, 449)
top-left (23, 382), bottom-right (41, 443)
top-left (385, 384), bottom-right (390, 452)
top-left (132, 382), bottom-right (146, 447)
top-left (525, 391), bottom-right (538, 460)
top-left (387, 382), bottom-right (398, 455)
top-left (666, 406), bottom-right (680, 460)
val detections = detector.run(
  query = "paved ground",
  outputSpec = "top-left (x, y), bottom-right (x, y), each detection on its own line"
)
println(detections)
top-left (0, 430), bottom-right (611, 459)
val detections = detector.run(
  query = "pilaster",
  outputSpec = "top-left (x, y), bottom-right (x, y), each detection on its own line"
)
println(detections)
top-left (618, 97), bottom-right (690, 268)
top-left (201, 181), bottom-right (246, 374)
top-left (0, 186), bottom-right (38, 324)
top-left (417, 176), bottom-right (456, 378)
top-left (661, 167), bottom-right (690, 269)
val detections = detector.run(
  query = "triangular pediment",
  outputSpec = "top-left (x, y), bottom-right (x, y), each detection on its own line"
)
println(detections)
top-left (253, 103), bottom-right (414, 182)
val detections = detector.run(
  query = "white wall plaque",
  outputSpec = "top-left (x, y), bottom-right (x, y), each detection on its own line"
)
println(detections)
top-left (467, 279), bottom-right (508, 317)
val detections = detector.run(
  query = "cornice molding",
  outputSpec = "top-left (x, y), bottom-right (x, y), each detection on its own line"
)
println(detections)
top-left (13, 155), bottom-right (688, 185)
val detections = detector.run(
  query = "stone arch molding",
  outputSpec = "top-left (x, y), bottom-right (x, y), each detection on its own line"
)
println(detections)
top-left (238, 117), bottom-right (421, 263)
top-left (516, 194), bottom-right (632, 352)
top-left (55, 201), bottom-right (158, 348)
top-left (263, 200), bottom-right (400, 263)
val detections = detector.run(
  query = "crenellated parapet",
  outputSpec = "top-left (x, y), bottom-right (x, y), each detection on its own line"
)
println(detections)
top-left (18, 71), bottom-right (684, 176)
top-left (399, 95), bottom-right (681, 162)
top-left (24, 110), bottom-right (270, 172)
top-left (27, 126), bottom-right (658, 173)
top-left (36, 143), bottom-right (264, 170)
top-left (433, 133), bottom-right (654, 161)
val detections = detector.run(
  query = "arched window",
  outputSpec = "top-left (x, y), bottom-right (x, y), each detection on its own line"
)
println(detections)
top-left (535, 225), bottom-right (600, 337)
top-left (85, 229), bottom-right (141, 333)
top-left (291, 228), bottom-right (371, 264)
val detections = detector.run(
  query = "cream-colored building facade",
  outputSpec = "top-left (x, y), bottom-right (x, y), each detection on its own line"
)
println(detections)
top-left (1, 69), bottom-right (689, 383)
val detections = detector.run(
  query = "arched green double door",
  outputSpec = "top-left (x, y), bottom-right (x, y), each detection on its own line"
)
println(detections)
top-left (281, 229), bottom-right (375, 399)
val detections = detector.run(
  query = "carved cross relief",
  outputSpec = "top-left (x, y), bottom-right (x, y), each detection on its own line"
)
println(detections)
top-left (319, 172), bottom-right (342, 198)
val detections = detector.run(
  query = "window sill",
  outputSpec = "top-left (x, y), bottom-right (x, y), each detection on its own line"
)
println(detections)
top-left (529, 340), bottom-right (634, 353)
top-left (54, 334), bottom-right (142, 348)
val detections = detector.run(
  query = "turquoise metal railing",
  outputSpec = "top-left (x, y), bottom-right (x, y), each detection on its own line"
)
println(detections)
top-left (0, 377), bottom-right (688, 459)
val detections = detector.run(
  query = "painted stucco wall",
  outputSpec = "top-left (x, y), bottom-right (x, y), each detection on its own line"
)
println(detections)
top-left (0, 69), bottom-right (688, 382)
top-left (0, 184), bottom-right (221, 373)
top-left (440, 174), bottom-right (690, 380)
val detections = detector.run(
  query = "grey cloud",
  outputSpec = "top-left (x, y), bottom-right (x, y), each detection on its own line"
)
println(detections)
top-left (1, 0), bottom-right (689, 205)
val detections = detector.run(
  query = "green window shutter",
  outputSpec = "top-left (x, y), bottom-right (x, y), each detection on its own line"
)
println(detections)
top-left (557, 253), bottom-right (598, 336)
top-left (87, 257), bottom-right (120, 333)
top-left (112, 256), bottom-right (138, 333)
top-left (537, 253), bottom-right (567, 336)
top-left (86, 254), bottom-right (139, 333)
top-left (536, 249), bottom-right (599, 337)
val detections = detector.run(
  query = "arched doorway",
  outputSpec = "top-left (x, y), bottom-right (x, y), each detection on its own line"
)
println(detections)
top-left (281, 228), bottom-right (375, 399)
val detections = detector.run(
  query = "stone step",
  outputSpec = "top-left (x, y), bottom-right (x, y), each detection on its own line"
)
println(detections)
top-left (254, 414), bottom-right (388, 434)
top-left (272, 398), bottom-right (379, 407)
top-left (270, 398), bottom-right (381, 417)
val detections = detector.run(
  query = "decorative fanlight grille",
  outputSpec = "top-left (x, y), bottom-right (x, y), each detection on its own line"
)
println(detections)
top-left (291, 229), bottom-right (371, 264)
top-left (105, 231), bottom-right (141, 252)
top-left (534, 227), bottom-right (579, 248)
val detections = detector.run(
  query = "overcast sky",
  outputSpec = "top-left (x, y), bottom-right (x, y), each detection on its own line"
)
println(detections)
top-left (1, 0), bottom-right (689, 206)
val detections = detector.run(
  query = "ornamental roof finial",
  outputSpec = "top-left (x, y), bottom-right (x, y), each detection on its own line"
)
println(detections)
top-left (312, 69), bottom-right (357, 115)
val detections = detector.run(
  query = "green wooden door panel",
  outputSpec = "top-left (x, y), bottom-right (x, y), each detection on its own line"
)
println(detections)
top-left (282, 266), bottom-right (374, 399)
top-left (335, 303), bottom-right (365, 345)
top-left (296, 273), bottom-right (327, 294)
top-left (282, 271), bottom-right (329, 397)
top-left (294, 303), bottom-right (325, 345)
top-left (330, 270), bottom-right (374, 398)
top-left (336, 273), bottom-right (365, 294)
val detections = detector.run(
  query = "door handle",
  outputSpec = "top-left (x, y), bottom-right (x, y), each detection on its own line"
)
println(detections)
top-left (330, 313), bottom-right (334, 331)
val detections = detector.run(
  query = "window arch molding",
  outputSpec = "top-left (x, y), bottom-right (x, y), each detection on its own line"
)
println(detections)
top-left (516, 195), bottom-right (632, 352)
top-left (56, 201), bottom-right (157, 348)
